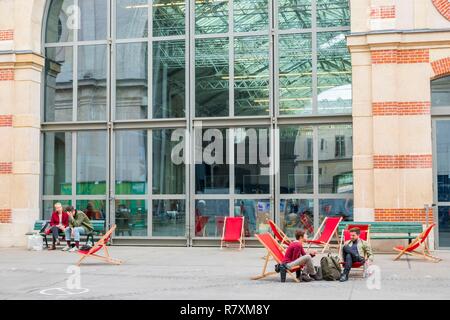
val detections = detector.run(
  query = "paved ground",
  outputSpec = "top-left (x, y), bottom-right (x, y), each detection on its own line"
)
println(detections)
top-left (1, 246), bottom-right (449, 300)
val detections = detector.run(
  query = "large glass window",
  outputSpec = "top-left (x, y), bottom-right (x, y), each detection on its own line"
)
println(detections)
top-left (116, 0), bottom-right (148, 39)
top-left (432, 76), bottom-right (450, 108)
top-left (46, 0), bottom-right (74, 43)
top-left (43, 132), bottom-right (72, 195)
top-left (152, 200), bottom-right (186, 237)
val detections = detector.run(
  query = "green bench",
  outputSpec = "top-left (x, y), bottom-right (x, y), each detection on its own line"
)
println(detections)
top-left (25, 220), bottom-right (106, 248)
top-left (338, 221), bottom-right (424, 243)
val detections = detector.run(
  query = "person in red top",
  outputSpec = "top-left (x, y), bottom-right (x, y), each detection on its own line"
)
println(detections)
top-left (47, 202), bottom-right (69, 250)
top-left (278, 229), bottom-right (320, 282)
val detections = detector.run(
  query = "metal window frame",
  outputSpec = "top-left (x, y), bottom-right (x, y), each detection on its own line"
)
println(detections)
top-left (40, 0), bottom-right (353, 246)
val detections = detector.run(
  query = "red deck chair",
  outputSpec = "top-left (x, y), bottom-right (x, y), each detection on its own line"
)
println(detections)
top-left (338, 226), bottom-right (370, 277)
top-left (195, 216), bottom-right (209, 237)
top-left (305, 216), bottom-right (342, 253)
top-left (220, 216), bottom-right (245, 250)
top-left (76, 224), bottom-right (122, 266)
top-left (252, 233), bottom-right (301, 283)
top-left (393, 223), bottom-right (441, 262)
top-left (268, 219), bottom-right (291, 247)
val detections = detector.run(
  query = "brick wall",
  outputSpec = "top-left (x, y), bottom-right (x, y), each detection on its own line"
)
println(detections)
top-left (0, 29), bottom-right (13, 41)
top-left (0, 209), bottom-right (12, 224)
top-left (0, 68), bottom-right (14, 81)
top-left (432, 57), bottom-right (450, 78)
top-left (371, 49), bottom-right (430, 64)
top-left (374, 208), bottom-right (431, 222)
top-left (0, 162), bottom-right (13, 174)
top-left (372, 101), bottom-right (430, 116)
top-left (373, 155), bottom-right (432, 169)
top-left (0, 115), bottom-right (13, 127)
top-left (432, 0), bottom-right (450, 21)
top-left (370, 5), bottom-right (396, 19)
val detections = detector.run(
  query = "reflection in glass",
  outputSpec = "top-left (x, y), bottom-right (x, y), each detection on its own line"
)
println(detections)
top-left (234, 0), bottom-right (268, 32)
top-left (279, 34), bottom-right (312, 115)
top-left (432, 76), bottom-right (450, 107)
top-left (115, 130), bottom-right (148, 195)
top-left (317, 32), bottom-right (351, 114)
top-left (77, 45), bottom-right (107, 121)
top-left (152, 200), bottom-right (186, 237)
top-left (153, 41), bottom-right (185, 118)
top-left (46, 0), bottom-right (74, 43)
top-left (45, 47), bottom-right (73, 122)
top-left (437, 121), bottom-right (450, 202)
top-left (280, 199), bottom-right (314, 237)
top-left (44, 132), bottom-right (72, 195)
top-left (278, 0), bottom-right (311, 29)
top-left (153, 129), bottom-right (185, 194)
top-left (438, 206), bottom-right (450, 247)
top-left (279, 126), bottom-right (314, 194)
top-left (317, 0), bottom-right (350, 28)
top-left (76, 131), bottom-right (107, 195)
top-left (76, 200), bottom-right (106, 220)
top-left (79, 0), bottom-right (107, 41)
top-left (318, 125), bottom-right (353, 194)
top-left (234, 128), bottom-right (270, 194)
top-left (195, 38), bottom-right (229, 117)
top-left (43, 200), bottom-right (72, 220)
top-left (234, 199), bottom-right (270, 237)
top-left (116, 0), bottom-right (148, 39)
top-left (195, 199), bottom-right (229, 237)
top-left (234, 37), bottom-right (270, 116)
top-left (115, 200), bottom-right (148, 236)
top-left (196, 128), bottom-right (229, 194)
top-left (153, 0), bottom-right (185, 36)
top-left (195, 0), bottom-right (228, 34)
top-left (319, 198), bottom-right (353, 222)
top-left (116, 42), bottom-right (148, 120)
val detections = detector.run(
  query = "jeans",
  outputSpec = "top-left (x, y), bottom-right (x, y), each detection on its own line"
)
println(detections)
top-left (50, 226), bottom-right (62, 242)
top-left (343, 245), bottom-right (365, 272)
top-left (64, 227), bottom-right (86, 242)
top-left (286, 255), bottom-right (316, 275)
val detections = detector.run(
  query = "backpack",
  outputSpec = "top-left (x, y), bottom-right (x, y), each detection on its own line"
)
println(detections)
top-left (320, 254), bottom-right (342, 281)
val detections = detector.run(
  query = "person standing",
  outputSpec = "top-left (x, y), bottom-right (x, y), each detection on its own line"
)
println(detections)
top-left (62, 206), bottom-right (93, 252)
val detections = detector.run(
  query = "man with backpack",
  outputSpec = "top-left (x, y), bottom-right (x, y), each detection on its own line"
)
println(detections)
top-left (277, 229), bottom-right (320, 282)
top-left (339, 227), bottom-right (373, 282)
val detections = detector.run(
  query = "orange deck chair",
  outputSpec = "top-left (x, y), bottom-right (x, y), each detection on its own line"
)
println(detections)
top-left (393, 223), bottom-right (441, 262)
top-left (305, 216), bottom-right (342, 253)
top-left (220, 216), bottom-right (245, 250)
top-left (338, 225), bottom-right (370, 277)
top-left (252, 233), bottom-right (301, 283)
top-left (268, 219), bottom-right (292, 248)
top-left (76, 224), bottom-right (122, 266)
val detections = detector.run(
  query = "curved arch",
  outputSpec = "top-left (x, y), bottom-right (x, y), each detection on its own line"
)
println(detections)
top-left (431, 57), bottom-right (450, 79)
top-left (432, 0), bottom-right (450, 21)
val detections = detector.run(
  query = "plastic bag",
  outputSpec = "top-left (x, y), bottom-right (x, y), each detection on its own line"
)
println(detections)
top-left (27, 234), bottom-right (43, 251)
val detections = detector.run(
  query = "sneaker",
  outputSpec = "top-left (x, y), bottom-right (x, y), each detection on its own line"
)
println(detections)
top-left (301, 274), bottom-right (314, 282)
top-left (69, 247), bottom-right (79, 252)
top-left (61, 246), bottom-right (70, 251)
top-left (339, 272), bottom-right (349, 282)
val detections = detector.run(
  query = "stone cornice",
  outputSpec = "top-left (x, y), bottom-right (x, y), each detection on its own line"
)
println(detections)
top-left (0, 51), bottom-right (44, 72)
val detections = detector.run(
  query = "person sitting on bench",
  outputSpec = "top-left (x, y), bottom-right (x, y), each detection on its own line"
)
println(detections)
top-left (340, 227), bottom-right (373, 282)
top-left (278, 229), bottom-right (320, 282)
top-left (48, 202), bottom-right (69, 250)
top-left (62, 206), bottom-right (93, 252)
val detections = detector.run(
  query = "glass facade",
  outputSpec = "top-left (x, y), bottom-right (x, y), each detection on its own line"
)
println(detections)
top-left (43, 0), bottom-right (352, 243)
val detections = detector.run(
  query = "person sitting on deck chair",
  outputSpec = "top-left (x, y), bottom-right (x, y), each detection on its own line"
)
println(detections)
top-left (340, 227), bottom-right (373, 282)
top-left (48, 202), bottom-right (69, 250)
top-left (62, 206), bottom-right (93, 252)
top-left (277, 229), bottom-right (320, 282)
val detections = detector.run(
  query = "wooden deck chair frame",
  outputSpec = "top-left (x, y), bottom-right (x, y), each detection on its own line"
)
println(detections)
top-left (338, 227), bottom-right (371, 277)
top-left (220, 216), bottom-right (245, 250)
top-left (393, 224), bottom-right (441, 263)
top-left (307, 216), bottom-right (342, 253)
top-left (251, 234), bottom-right (300, 283)
top-left (267, 219), bottom-right (291, 248)
top-left (76, 224), bottom-right (122, 266)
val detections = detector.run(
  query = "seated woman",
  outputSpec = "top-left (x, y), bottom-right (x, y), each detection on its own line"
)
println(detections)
top-left (47, 202), bottom-right (69, 250)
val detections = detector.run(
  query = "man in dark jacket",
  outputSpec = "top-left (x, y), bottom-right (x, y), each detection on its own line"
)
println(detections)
top-left (62, 206), bottom-right (93, 252)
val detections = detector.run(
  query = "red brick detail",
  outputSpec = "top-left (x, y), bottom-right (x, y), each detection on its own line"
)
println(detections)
top-left (370, 5), bottom-right (396, 19)
top-left (0, 68), bottom-right (14, 81)
top-left (372, 101), bottom-right (431, 116)
top-left (431, 57), bottom-right (450, 78)
top-left (0, 162), bottom-right (12, 174)
top-left (0, 115), bottom-right (13, 127)
top-left (374, 208), bottom-right (431, 222)
top-left (373, 155), bottom-right (432, 169)
top-left (0, 209), bottom-right (12, 223)
top-left (0, 29), bottom-right (13, 41)
top-left (432, 0), bottom-right (450, 21)
top-left (371, 49), bottom-right (430, 64)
